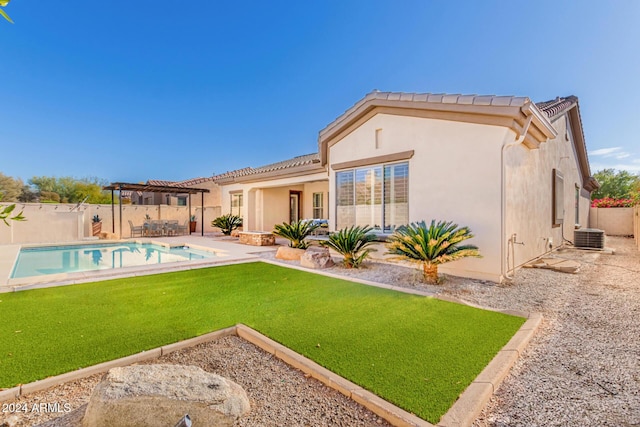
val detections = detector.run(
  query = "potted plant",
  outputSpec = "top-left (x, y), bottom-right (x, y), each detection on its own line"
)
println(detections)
top-left (189, 215), bottom-right (197, 233)
top-left (92, 214), bottom-right (102, 236)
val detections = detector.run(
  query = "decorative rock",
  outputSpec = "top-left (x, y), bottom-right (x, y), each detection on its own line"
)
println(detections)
top-left (82, 365), bottom-right (250, 427)
top-left (275, 246), bottom-right (307, 261)
top-left (300, 247), bottom-right (334, 269)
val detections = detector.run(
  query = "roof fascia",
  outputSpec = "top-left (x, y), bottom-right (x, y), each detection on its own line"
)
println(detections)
top-left (318, 98), bottom-right (559, 165)
top-left (565, 105), bottom-right (598, 191)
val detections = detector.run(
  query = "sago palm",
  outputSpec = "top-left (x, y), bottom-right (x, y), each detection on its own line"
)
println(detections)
top-left (273, 220), bottom-right (319, 249)
top-left (320, 225), bottom-right (377, 268)
top-left (385, 220), bottom-right (481, 284)
top-left (211, 214), bottom-right (242, 235)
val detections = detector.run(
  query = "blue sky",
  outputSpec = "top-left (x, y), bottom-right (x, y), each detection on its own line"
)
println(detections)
top-left (1, 1), bottom-right (639, 184)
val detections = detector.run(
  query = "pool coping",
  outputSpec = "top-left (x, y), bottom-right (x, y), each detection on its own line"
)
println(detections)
top-left (0, 260), bottom-right (543, 426)
top-left (0, 239), bottom-right (268, 292)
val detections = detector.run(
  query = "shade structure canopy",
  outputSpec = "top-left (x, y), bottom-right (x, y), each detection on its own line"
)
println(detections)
top-left (103, 182), bottom-right (211, 238)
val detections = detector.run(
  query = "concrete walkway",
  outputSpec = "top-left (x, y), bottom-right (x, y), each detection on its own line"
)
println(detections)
top-left (0, 234), bottom-right (281, 292)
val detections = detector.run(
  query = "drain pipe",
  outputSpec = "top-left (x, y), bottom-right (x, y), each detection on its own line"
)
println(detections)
top-left (501, 114), bottom-right (533, 281)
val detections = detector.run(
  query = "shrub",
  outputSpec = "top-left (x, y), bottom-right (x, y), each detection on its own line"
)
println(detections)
top-left (273, 220), bottom-right (319, 249)
top-left (386, 220), bottom-right (481, 284)
top-left (320, 225), bottom-right (377, 268)
top-left (92, 215), bottom-right (101, 223)
top-left (211, 214), bottom-right (242, 236)
top-left (590, 197), bottom-right (637, 208)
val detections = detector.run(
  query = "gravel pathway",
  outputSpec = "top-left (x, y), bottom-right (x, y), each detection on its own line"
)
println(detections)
top-left (2, 237), bottom-right (638, 426)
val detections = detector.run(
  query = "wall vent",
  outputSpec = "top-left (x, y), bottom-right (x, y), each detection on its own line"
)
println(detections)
top-left (574, 228), bottom-right (605, 249)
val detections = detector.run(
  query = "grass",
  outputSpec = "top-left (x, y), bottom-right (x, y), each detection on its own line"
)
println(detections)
top-left (0, 262), bottom-right (525, 423)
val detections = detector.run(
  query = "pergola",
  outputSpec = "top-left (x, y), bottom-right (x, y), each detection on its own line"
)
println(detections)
top-left (103, 182), bottom-right (211, 238)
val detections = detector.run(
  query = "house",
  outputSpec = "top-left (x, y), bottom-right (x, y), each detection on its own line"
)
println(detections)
top-left (213, 91), bottom-right (597, 282)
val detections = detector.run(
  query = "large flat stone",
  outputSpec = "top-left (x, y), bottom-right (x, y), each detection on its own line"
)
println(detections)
top-left (82, 364), bottom-right (249, 427)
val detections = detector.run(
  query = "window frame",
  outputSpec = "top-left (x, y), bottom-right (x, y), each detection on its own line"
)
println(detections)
top-left (335, 161), bottom-right (409, 232)
top-left (312, 192), bottom-right (324, 219)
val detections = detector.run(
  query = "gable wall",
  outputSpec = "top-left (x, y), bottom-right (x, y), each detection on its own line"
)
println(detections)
top-left (328, 113), bottom-right (512, 281)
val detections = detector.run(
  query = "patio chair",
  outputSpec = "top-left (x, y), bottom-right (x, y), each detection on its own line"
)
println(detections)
top-left (166, 220), bottom-right (179, 236)
top-left (128, 220), bottom-right (144, 238)
top-left (176, 219), bottom-right (189, 235)
top-left (149, 220), bottom-right (163, 237)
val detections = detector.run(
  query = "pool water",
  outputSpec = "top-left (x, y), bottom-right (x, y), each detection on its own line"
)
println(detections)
top-left (11, 243), bottom-right (216, 279)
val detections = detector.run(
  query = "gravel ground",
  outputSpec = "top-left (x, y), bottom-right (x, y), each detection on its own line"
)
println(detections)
top-left (2, 236), bottom-right (638, 426)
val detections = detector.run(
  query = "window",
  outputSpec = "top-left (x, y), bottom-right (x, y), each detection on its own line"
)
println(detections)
top-left (336, 162), bottom-right (408, 232)
top-left (552, 169), bottom-right (564, 226)
top-left (177, 196), bottom-right (187, 206)
top-left (230, 193), bottom-right (243, 217)
top-left (312, 193), bottom-right (324, 219)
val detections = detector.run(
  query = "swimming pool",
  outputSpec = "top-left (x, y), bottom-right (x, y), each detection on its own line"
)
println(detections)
top-left (10, 242), bottom-right (216, 279)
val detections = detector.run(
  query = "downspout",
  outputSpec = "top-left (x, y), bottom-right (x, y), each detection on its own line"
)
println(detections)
top-left (501, 113), bottom-right (533, 281)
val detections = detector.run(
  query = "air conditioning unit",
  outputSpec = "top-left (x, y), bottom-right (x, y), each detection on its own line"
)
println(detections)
top-left (574, 228), bottom-right (605, 250)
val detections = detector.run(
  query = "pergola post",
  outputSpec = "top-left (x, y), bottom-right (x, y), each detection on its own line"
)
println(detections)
top-left (201, 191), bottom-right (204, 236)
top-left (111, 190), bottom-right (115, 233)
top-left (118, 187), bottom-right (123, 238)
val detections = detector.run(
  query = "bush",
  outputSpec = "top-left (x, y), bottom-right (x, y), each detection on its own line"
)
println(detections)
top-left (273, 220), bottom-right (319, 249)
top-left (211, 214), bottom-right (242, 236)
top-left (320, 225), bottom-right (377, 268)
top-left (590, 197), bottom-right (637, 208)
top-left (386, 220), bottom-right (481, 284)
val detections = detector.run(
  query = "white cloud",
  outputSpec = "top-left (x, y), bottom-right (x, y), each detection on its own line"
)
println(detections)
top-left (590, 161), bottom-right (640, 173)
top-left (616, 153), bottom-right (631, 159)
top-left (589, 147), bottom-right (622, 156)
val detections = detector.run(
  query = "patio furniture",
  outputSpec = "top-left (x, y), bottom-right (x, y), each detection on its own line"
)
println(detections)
top-left (148, 220), bottom-right (164, 237)
top-left (303, 219), bottom-right (329, 236)
top-left (166, 220), bottom-right (179, 236)
top-left (128, 220), bottom-right (144, 238)
top-left (176, 219), bottom-right (189, 235)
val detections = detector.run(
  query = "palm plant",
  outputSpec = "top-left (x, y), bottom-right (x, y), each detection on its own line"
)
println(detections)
top-left (211, 214), bottom-right (242, 236)
top-left (0, 0), bottom-right (13, 24)
top-left (386, 220), bottom-right (481, 284)
top-left (273, 220), bottom-right (319, 249)
top-left (320, 225), bottom-right (377, 268)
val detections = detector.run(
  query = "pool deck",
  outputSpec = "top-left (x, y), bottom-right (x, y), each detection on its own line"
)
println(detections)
top-left (0, 234), bottom-right (281, 293)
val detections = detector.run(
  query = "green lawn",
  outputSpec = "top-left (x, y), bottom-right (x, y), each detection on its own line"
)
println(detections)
top-left (0, 262), bottom-right (524, 423)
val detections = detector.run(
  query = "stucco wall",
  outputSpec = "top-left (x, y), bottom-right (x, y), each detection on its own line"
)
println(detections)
top-left (219, 172), bottom-right (328, 232)
top-left (327, 113), bottom-right (508, 281)
top-left (0, 203), bottom-right (221, 243)
top-left (504, 114), bottom-right (592, 271)
top-left (589, 207), bottom-right (634, 236)
top-left (302, 181), bottom-right (329, 219)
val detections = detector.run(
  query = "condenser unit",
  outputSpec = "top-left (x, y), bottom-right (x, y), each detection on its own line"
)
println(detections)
top-left (574, 228), bottom-right (605, 250)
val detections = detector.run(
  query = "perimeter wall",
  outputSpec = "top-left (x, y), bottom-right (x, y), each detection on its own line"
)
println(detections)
top-left (0, 203), bottom-right (222, 244)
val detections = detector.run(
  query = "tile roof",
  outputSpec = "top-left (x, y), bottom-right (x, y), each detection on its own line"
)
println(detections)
top-left (535, 96), bottom-right (578, 119)
top-left (213, 153), bottom-right (320, 181)
top-left (359, 91), bottom-right (530, 107)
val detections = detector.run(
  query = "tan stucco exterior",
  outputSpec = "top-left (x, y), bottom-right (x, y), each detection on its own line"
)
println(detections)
top-left (503, 114), bottom-right (592, 274)
top-left (318, 92), bottom-right (597, 282)
top-left (219, 172), bottom-right (328, 233)
top-left (326, 113), bottom-right (510, 281)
